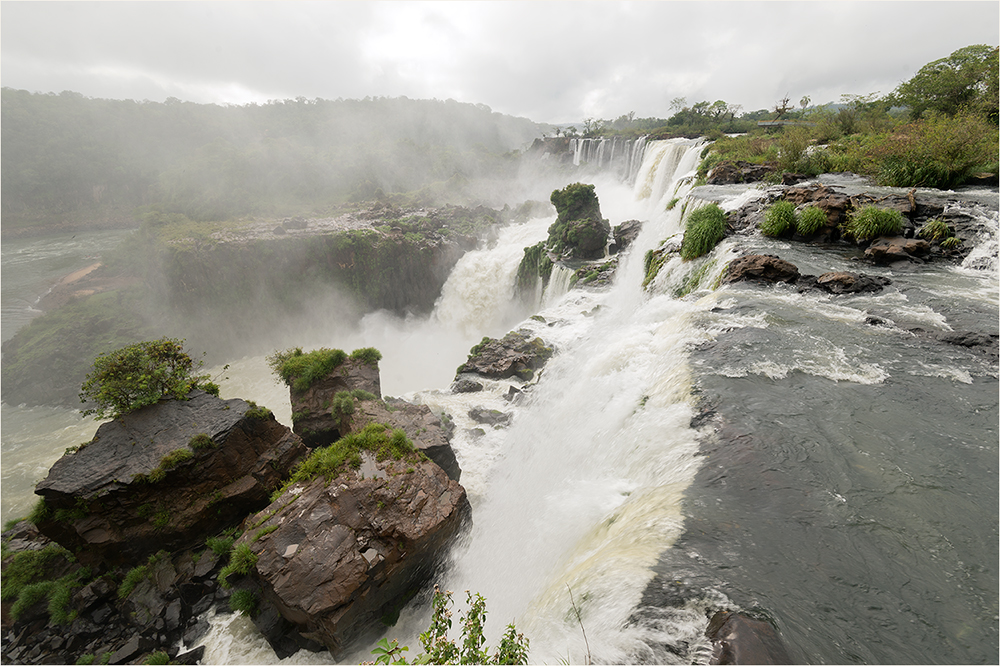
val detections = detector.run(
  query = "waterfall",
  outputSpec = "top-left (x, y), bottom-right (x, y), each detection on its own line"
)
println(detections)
top-left (562, 136), bottom-right (650, 186)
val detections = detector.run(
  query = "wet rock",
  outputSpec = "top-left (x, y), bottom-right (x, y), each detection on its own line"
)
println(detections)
top-left (706, 610), bottom-right (794, 665)
top-left (240, 447), bottom-right (471, 658)
top-left (451, 376), bottom-right (484, 393)
top-left (357, 398), bottom-right (462, 482)
top-left (468, 406), bottom-right (511, 427)
top-left (612, 219), bottom-right (643, 252)
top-left (864, 236), bottom-right (931, 264)
top-left (798, 271), bottom-right (892, 295)
top-left (33, 391), bottom-right (307, 568)
top-left (290, 356), bottom-right (382, 448)
top-left (721, 255), bottom-right (800, 285)
top-left (456, 329), bottom-right (555, 381)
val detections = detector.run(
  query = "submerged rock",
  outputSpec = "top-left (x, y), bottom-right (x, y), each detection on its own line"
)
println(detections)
top-left (33, 391), bottom-right (306, 568)
top-left (798, 271), bottom-right (892, 295)
top-left (706, 609), bottom-right (794, 665)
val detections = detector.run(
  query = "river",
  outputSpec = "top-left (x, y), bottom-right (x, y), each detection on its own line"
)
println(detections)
top-left (2, 141), bottom-right (997, 664)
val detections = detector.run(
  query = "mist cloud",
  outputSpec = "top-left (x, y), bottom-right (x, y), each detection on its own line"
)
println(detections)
top-left (2, 1), bottom-right (997, 122)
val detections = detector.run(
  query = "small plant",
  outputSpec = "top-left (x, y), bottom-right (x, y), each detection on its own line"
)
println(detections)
top-left (229, 588), bottom-right (259, 617)
top-left (147, 448), bottom-right (193, 482)
top-left (371, 637), bottom-right (410, 665)
top-left (244, 400), bottom-right (273, 420)
top-left (918, 218), bottom-right (952, 241)
top-left (206, 535), bottom-right (235, 557)
top-left (760, 200), bottom-right (797, 237)
top-left (142, 651), bottom-right (170, 665)
top-left (846, 205), bottom-right (905, 241)
top-left (796, 205), bottom-right (828, 236)
top-left (941, 236), bottom-right (963, 250)
top-left (79, 338), bottom-right (212, 420)
top-left (681, 204), bottom-right (727, 260)
top-left (28, 497), bottom-right (51, 525)
top-left (219, 543), bottom-right (257, 589)
top-left (188, 433), bottom-right (216, 450)
top-left (665, 197), bottom-right (680, 211)
top-left (252, 525), bottom-right (279, 542)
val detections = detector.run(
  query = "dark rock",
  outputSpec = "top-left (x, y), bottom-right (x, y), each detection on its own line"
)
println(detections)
top-left (469, 407), bottom-right (511, 427)
top-left (173, 646), bottom-right (206, 665)
top-left (865, 315), bottom-right (895, 327)
top-left (706, 610), bottom-right (794, 665)
top-left (722, 255), bottom-right (800, 285)
top-left (451, 376), bottom-right (484, 393)
top-left (466, 428), bottom-right (487, 439)
top-left (864, 237), bottom-right (931, 264)
top-left (783, 183), bottom-right (851, 230)
top-left (359, 398), bottom-right (462, 483)
top-left (781, 172), bottom-right (808, 185)
top-left (33, 391), bottom-right (307, 568)
top-left (290, 357), bottom-right (382, 448)
top-left (457, 329), bottom-right (555, 381)
top-left (706, 160), bottom-right (777, 185)
top-left (241, 450), bottom-right (471, 658)
top-left (613, 219), bottom-right (643, 252)
top-left (798, 271), bottom-right (892, 295)
top-left (108, 633), bottom-right (155, 665)
top-left (504, 386), bottom-right (523, 402)
top-left (272, 226), bottom-right (287, 235)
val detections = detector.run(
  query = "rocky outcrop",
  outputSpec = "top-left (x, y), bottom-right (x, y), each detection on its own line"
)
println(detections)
top-left (612, 219), bottom-right (643, 253)
top-left (721, 255), bottom-right (800, 285)
top-left (863, 236), bottom-right (931, 264)
top-left (707, 160), bottom-right (777, 185)
top-left (456, 330), bottom-right (555, 381)
top-left (33, 391), bottom-right (307, 568)
top-left (235, 448), bottom-right (470, 657)
top-left (798, 271), bottom-right (892, 295)
top-left (290, 357), bottom-right (382, 447)
top-left (355, 398), bottom-right (462, 482)
top-left (548, 183), bottom-right (611, 260)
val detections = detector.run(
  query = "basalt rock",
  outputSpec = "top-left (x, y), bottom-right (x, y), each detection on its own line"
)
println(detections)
top-left (706, 160), bottom-right (777, 185)
top-left (457, 329), bottom-right (555, 381)
top-left (290, 357), bottom-right (382, 448)
top-left (721, 255), bottom-right (800, 285)
top-left (864, 236), bottom-right (931, 264)
top-left (236, 452), bottom-right (470, 658)
top-left (354, 398), bottom-right (462, 483)
top-left (612, 219), bottom-right (643, 253)
top-left (798, 271), bottom-right (892, 295)
top-left (33, 391), bottom-right (307, 568)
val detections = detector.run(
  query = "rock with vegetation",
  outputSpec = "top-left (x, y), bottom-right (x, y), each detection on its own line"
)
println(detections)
top-left (456, 330), bottom-right (555, 382)
top-left (547, 183), bottom-right (611, 259)
top-left (32, 391), bottom-right (306, 568)
top-left (721, 255), bottom-right (800, 285)
top-left (706, 159), bottom-right (778, 184)
top-left (612, 219), bottom-right (643, 252)
top-left (228, 423), bottom-right (471, 658)
top-left (571, 257), bottom-right (619, 289)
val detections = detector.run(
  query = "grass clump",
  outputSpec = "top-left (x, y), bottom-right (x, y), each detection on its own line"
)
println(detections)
top-left (846, 206), bottom-right (905, 241)
top-left (2, 543), bottom-right (89, 623)
top-left (350, 347), bottom-right (383, 366)
top-left (797, 205), bottom-right (828, 236)
top-left (147, 448), bottom-right (193, 483)
top-left (142, 651), bottom-right (170, 665)
top-left (252, 525), bottom-right (279, 542)
top-left (219, 543), bottom-right (258, 589)
top-left (267, 347), bottom-right (348, 392)
top-left (680, 204), bottom-right (727, 260)
top-left (273, 423), bottom-right (422, 499)
top-left (941, 236), bottom-right (963, 250)
top-left (760, 200), bottom-right (797, 237)
top-left (917, 218), bottom-right (952, 241)
top-left (229, 589), bottom-right (259, 617)
top-left (206, 535), bottom-right (236, 557)
top-left (189, 433), bottom-right (216, 450)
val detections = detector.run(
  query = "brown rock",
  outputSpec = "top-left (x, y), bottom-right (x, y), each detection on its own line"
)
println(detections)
top-left (706, 160), bottom-right (777, 185)
top-left (290, 357), bottom-right (381, 447)
top-left (864, 237), bottom-right (931, 264)
top-left (783, 184), bottom-right (851, 227)
top-left (722, 255), bottom-right (800, 285)
top-left (241, 453), bottom-right (470, 656)
top-left (456, 329), bottom-right (555, 381)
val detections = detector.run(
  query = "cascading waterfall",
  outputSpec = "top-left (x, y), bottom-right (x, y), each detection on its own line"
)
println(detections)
top-left (567, 136), bottom-right (650, 184)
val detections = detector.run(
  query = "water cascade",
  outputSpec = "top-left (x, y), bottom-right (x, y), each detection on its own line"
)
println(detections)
top-left (569, 136), bottom-right (649, 185)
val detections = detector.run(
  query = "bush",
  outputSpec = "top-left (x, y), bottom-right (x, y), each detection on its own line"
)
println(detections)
top-left (79, 338), bottom-right (211, 420)
top-left (681, 204), bottom-right (727, 260)
top-left (797, 206), bottom-right (828, 236)
top-left (846, 206), bottom-right (905, 241)
top-left (760, 200), bottom-right (797, 237)
top-left (206, 535), bottom-right (235, 557)
top-left (229, 589), bottom-right (258, 617)
top-left (219, 544), bottom-right (258, 589)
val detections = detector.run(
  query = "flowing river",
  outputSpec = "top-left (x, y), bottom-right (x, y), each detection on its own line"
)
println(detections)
top-left (2, 140), bottom-right (997, 664)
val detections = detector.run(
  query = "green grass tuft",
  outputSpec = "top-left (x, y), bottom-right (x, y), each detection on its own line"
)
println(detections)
top-left (917, 218), bottom-right (952, 241)
top-left (219, 543), bottom-right (258, 589)
top-left (267, 347), bottom-right (348, 392)
top-left (796, 206), bottom-right (828, 236)
top-left (681, 204), bottom-right (727, 260)
top-left (206, 535), bottom-right (236, 557)
top-left (760, 200), bottom-right (797, 237)
top-left (229, 589), bottom-right (259, 617)
top-left (189, 433), bottom-right (217, 450)
top-left (846, 205), bottom-right (905, 241)
top-left (349, 347), bottom-right (383, 366)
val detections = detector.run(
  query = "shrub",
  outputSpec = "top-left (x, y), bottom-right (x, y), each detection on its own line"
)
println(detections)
top-left (760, 200), bottom-right (797, 237)
top-left (229, 589), bottom-right (258, 617)
top-left (79, 338), bottom-right (212, 420)
top-left (267, 347), bottom-right (348, 392)
top-left (941, 236), bottom-right (963, 250)
top-left (681, 204), bottom-right (727, 260)
top-left (349, 347), bottom-right (382, 366)
top-left (796, 206), bottom-right (828, 236)
top-left (206, 535), bottom-right (235, 557)
top-left (846, 206), bottom-right (905, 241)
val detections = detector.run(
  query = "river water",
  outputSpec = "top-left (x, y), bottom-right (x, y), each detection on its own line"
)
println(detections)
top-left (2, 141), bottom-right (997, 664)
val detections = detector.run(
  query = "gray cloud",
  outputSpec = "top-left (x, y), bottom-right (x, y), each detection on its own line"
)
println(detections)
top-left (2, 1), bottom-right (997, 123)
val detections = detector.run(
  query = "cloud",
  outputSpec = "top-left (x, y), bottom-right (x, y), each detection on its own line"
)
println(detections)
top-left (1, 1), bottom-right (997, 123)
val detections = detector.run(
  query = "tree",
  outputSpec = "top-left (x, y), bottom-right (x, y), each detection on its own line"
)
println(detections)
top-left (79, 338), bottom-right (215, 419)
top-left (772, 96), bottom-right (793, 120)
top-left (891, 44), bottom-right (999, 122)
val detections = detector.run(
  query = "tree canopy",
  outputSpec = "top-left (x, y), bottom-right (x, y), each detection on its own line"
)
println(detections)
top-left (890, 44), bottom-right (999, 123)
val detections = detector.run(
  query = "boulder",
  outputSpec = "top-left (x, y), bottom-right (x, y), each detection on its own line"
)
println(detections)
top-left (721, 255), bottom-right (800, 285)
top-left (456, 330), bottom-right (555, 381)
top-left (612, 219), bottom-right (643, 252)
top-left (798, 271), bottom-right (892, 295)
top-left (706, 610), bottom-right (794, 665)
top-left (548, 183), bottom-right (611, 260)
top-left (238, 451), bottom-right (470, 657)
top-left (782, 183), bottom-right (851, 229)
top-left (451, 375), bottom-right (484, 393)
top-left (706, 160), bottom-right (777, 185)
top-left (468, 406), bottom-right (512, 427)
top-left (864, 237), bottom-right (931, 264)
top-left (290, 357), bottom-right (381, 447)
top-left (33, 392), bottom-right (307, 568)
top-left (355, 398), bottom-right (462, 482)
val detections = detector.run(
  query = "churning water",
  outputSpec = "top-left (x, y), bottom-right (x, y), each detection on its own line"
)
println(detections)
top-left (2, 140), bottom-right (996, 665)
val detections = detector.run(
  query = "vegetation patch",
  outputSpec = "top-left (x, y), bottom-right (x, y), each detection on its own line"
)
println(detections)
top-left (918, 218), bottom-right (953, 241)
top-left (515, 242), bottom-right (554, 294)
top-left (681, 204), bottom-right (727, 260)
top-left (188, 433), bottom-right (217, 450)
top-left (117, 551), bottom-right (168, 600)
top-left (206, 534), bottom-right (236, 557)
top-left (219, 543), bottom-right (258, 589)
top-left (797, 206), bottom-right (829, 236)
top-left (760, 200), bottom-right (797, 237)
top-left (244, 400), bottom-right (273, 420)
top-left (229, 589), bottom-right (259, 617)
top-left (350, 347), bottom-right (383, 366)
top-left (267, 347), bottom-right (348, 392)
top-left (1, 543), bottom-right (89, 624)
top-left (845, 206), bottom-right (905, 241)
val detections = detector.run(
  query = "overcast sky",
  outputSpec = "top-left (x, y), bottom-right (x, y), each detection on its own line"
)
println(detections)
top-left (1, 1), bottom-right (997, 124)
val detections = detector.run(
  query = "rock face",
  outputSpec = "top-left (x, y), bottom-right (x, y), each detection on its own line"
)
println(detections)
top-left (548, 183), bottom-right (611, 259)
top-left (721, 255), bottom-right (800, 285)
top-left (707, 160), bottom-right (777, 185)
top-left (33, 392), bottom-right (307, 568)
top-left (800, 271), bottom-right (892, 295)
top-left (237, 451), bottom-right (470, 657)
top-left (355, 398), bottom-right (462, 482)
top-left (456, 330), bottom-right (555, 381)
top-left (612, 219), bottom-right (643, 252)
top-left (290, 357), bottom-right (382, 447)
top-left (864, 236), bottom-right (931, 264)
